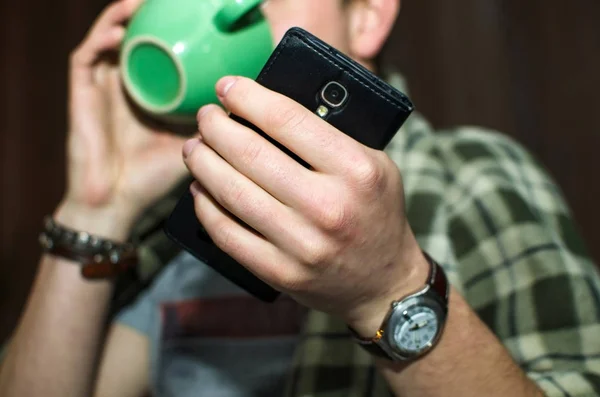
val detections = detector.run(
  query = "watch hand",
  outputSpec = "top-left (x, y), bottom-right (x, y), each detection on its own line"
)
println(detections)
top-left (409, 321), bottom-right (429, 332)
top-left (403, 313), bottom-right (413, 323)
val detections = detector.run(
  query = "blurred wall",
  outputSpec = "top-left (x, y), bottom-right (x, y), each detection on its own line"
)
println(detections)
top-left (1, 0), bottom-right (599, 344)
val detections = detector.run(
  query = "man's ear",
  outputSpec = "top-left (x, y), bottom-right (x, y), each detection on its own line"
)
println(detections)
top-left (347, 0), bottom-right (400, 61)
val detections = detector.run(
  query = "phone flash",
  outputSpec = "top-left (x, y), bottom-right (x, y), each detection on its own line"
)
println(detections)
top-left (316, 105), bottom-right (329, 118)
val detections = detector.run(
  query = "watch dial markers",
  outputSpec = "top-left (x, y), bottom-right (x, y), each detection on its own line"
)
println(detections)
top-left (392, 306), bottom-right (439, 353)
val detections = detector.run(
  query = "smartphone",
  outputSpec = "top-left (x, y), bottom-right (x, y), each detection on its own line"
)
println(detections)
top-left (164, 27), bottom-right (414, 302)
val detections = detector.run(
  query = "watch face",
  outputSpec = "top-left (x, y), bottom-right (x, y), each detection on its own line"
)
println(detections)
top-left (392, 306), bottom-right (438, 353)
top-left (385, 295), bottom-right (445, 358)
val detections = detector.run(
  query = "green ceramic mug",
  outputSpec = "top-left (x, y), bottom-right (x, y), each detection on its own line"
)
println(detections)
top-left (121, 0), bottom-right (272, 121)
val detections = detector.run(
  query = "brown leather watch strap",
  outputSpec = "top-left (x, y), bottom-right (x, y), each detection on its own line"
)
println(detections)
top-left (424, 251), bottom-right (450, 302)
top-left (348, 328), bottom-right (391, 358)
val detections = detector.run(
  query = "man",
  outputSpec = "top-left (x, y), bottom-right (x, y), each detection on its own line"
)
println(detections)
top-left (1, 0), bottom-right (599, 396)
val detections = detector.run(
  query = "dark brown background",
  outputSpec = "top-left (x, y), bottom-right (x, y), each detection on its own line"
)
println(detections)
top-left (1, 0), bottom-right (599, 345)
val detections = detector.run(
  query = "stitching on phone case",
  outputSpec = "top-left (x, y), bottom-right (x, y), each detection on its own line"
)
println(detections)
top-left (260, 32), bottom-right (400, 109)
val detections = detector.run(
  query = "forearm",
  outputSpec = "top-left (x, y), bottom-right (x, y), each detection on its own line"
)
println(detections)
top-left (0, 203), bottom-right (133, 397)
top-left (376, 290), bottom-right (543, 397)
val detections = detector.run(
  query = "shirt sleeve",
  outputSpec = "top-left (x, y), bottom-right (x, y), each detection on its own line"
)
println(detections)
top-left (435, 127), bottom-right (600, 396)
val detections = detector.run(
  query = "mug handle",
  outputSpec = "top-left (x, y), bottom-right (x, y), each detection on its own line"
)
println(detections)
top-left (214, 0), bottom-right (264, 32)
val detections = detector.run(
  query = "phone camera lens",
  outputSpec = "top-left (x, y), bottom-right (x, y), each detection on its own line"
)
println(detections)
top-left (321, 81), bottom-right (348, 108)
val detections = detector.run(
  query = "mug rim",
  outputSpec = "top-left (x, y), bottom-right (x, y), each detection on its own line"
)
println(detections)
top-left (121, 35), bottom-right (187, 114)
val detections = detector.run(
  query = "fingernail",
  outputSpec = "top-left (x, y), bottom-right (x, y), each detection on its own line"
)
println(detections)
top-left (190, 181), bottom-right (204, 197)
top-left (216, 76), bottom-right (238, 97)
top-left (182, 138), bottom-right (200, 159)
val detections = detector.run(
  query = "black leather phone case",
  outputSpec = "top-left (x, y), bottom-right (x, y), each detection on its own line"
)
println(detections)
top-left (164, 27), bottom-right (414, 302)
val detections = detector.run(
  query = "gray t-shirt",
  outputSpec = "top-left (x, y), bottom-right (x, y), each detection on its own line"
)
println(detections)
top-left (116, 252), bottom-right (306, 397)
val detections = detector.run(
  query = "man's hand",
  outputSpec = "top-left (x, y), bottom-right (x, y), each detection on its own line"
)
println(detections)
top-left (183, 76), bottom-right (429, 334)
top-left (183, 76), bottom-right (546, 397)
top-left (63, 0), bottom-right (195, 236)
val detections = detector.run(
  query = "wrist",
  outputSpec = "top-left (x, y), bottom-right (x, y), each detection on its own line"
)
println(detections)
top-left (53, 200), bottom-right (137, 243)
top-left (345, 234), bottom-right (431, 337)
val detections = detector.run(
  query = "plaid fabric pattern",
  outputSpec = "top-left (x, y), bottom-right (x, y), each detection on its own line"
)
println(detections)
top-left (129, 74), bottom-right (600, 396)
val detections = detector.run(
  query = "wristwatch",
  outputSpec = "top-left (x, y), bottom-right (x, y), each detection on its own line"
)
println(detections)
top-left (350, 252), bottom-right (449, 362)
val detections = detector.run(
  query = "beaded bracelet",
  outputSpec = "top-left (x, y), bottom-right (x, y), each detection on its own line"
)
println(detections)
top-left (39, 216), bottom-right (138, 279)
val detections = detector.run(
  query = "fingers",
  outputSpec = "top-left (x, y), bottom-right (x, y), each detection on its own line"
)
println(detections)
top-left (215, 76), bottom-right (366, 175)
top-left (71, 26), bottom-right (125, 86)
top-left (70, 0), bottom-right (142, 85)
top-left (89, 0), bottom-right (135, 36)
top-left (183, 137), bottom-right (306, 251)
top-left (190, 181), bottom-right (302, 290)
top-left (196, 104), bottom-right (314, 209)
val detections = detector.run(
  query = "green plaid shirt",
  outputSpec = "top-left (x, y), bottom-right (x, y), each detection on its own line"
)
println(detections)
top-left (128, 74), bottom-right (600, 397)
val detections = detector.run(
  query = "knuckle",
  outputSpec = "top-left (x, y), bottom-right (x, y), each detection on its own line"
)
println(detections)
top-left (316, 200), bottom-right (355, 234)
top-left (276, 270), bottom-right (312, 293)
top-left (298, 237), bottom-right (332, 268)
top-left (265, 103), bottom-right (306, 132)
top-left (221, 179), bottom-right (247, 209)
top-left (306, 189), bottom-right (356, 234)
top-left (349, 156), bottom-right (387, 192)
top-left (210, 220), bottom-right (237, 252)
top-left (239, 139), bottom-right (263, 167)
